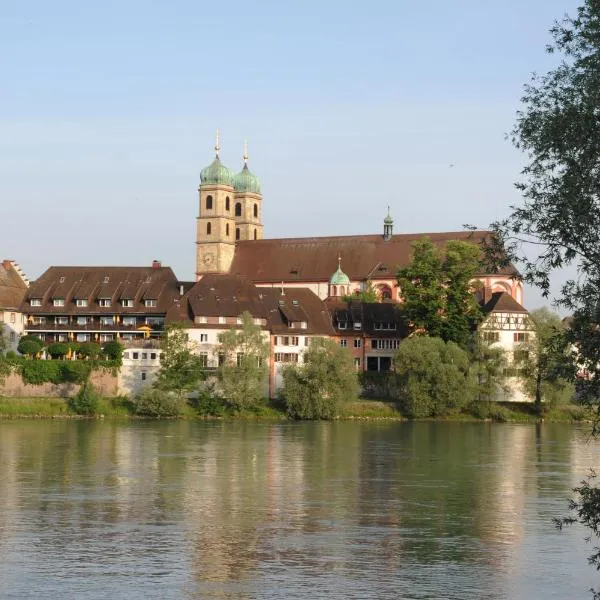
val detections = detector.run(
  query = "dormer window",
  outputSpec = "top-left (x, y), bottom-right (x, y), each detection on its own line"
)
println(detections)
top-left (59, 276), bottom-right (65, 283)
top-left (76, 299), bottom-right (88, 307)
top-left (30, 298), bottom-right (41, 307)
top-left (53, 298), bottom-right (65, 307)
top-left (338, 322), bottom-right (347, 330)
top-left (292, 300), bottom-right (299, 306)
top-left (353, 322), bottom-right (362, 330)
top-left (103, 276), bottom-right (110, 284)
top-left (121, 299), bottom-right (133, 308)
top-left (99, 298), bottom-right (111, 307)
top-left (145, 299), bottom-right (157, 308)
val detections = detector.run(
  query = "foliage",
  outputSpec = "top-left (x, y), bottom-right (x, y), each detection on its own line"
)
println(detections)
top-left (0, 329), bottom-right (6, 354)
top-left (102, 340), bottom-right (124, 363)
top-left (46, 342), bottom-right (70, 359)
top-left (280, 337), bottom-right (359, 419)
top-left (217, 311), bottom-right (269, 410)
top-left (343, 281), bottom-right (379, 303)
top-left (69, 381), bottom-right (101, 416)
top-left (132, 387), bottom-right (185, 417)
top-left (358, 371), bottom-right (400, 400)
top-left (393, 336), bottom-right (475, 418)
top-left (17, 335), bottom-right (43, 357)
top-left (470, 339), bottom-right (508, 402)
top-left (396, 238), bottom-right (483, 347)
top-left (20, 360), bottom-right (61, 384)
top-left (155, 322), bottom-right (205, 393)
top-left (78, 342), bottom-right (102, 359)
top-left (190, 382), bottom-right (227, 417)
top-left (514, 308), bottom-right (575, 412)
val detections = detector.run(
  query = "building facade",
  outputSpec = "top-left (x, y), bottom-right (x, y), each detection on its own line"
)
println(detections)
top-left (0, 260), bottom-right (29, 352)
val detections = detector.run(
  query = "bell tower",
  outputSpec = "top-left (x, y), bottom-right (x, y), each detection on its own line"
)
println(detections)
top-left (232, 142), bottom-right (263, 242)
top-left (195, 131), bottom-right (236, 279)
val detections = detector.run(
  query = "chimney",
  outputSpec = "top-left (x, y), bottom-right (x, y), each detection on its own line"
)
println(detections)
top-left (152, 260), bottom-right (162, 269)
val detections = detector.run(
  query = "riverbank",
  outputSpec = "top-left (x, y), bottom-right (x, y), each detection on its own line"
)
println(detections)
top-left (0, 396), bottom-right (591, 423)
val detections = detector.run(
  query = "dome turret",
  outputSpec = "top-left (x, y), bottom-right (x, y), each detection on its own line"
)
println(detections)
top-left (329, 257), bottom-right (350, 286)
top-left (383, 206), bottom-right (394, 241)
top-left (200, 130), bottom-right (233, 186)
top-left (233, 142), bottom-right (261, 194)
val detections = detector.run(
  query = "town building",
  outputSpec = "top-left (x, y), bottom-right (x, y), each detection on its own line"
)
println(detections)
top-left (0, 260), bottom-right (29, 352)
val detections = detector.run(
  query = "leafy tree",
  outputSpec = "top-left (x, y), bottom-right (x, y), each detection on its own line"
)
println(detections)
top-left (343, 281), bottom-right (379, 303)
top-left (78, 342), bottom-right (102, 359)
top-left (102, 340), bottom-right (124, 363)
top-left (280, 337), bottom-right (359, 419)
top-left (217, 311), bottom-right (269, 410)
top-left (17, 335), bottom-right (43, 358)
top-left (396, 238), bottom-right (483, 347)
top-left (514, 308), bottom-right (574, 412)
top-left (470, 339), bottom-right (508, 402)
top-left (132, 387), bottom-right (184, 417)
top-left (393, 336), bottom-right (475, 418)
top-left (154, 322), bottom-right (205, 393)
top-left (69, 381), bottom-right (101, 416)
top-left (46, 342), bottom-right (69, 359)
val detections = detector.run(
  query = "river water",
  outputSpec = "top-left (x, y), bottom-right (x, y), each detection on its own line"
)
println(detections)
top-left (0, 420), bottom-right (598, 599)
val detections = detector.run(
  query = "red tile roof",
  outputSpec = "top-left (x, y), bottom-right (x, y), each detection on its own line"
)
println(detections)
top-left (482, 291), bottom-right (528, 314)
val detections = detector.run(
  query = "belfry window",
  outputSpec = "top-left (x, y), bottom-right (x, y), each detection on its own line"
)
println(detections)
top-left (206, 195), bottom-right (213, 210)
top-left (236, 228), bottom-right (240, 240)
top-left (226, 223), bottom-right (230, 237)
top-left (254, 229), bottom-right (257, 240)
top-left (226, 196), bottom-right (230, 211)
top-left (235, 202), bottom-right (241, 217)
top-left (207, 222), bottom-right (212, 235)
top-left (253, 203), bottom-right (258, 218)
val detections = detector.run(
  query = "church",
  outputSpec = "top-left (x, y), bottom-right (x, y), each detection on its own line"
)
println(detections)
top-left (194, 136), bottom-right (524, 305)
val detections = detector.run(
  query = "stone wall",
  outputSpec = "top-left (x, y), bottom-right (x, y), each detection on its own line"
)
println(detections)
top-left (0, 371), bottom-right (118, 397)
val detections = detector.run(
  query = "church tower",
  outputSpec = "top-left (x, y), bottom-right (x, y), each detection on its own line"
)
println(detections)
top-left (196, 132), bottom-right (236, 279)
top-left (232, 142), bottom-right (263, 242)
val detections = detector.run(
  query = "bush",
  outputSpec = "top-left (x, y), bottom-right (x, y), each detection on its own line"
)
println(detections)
top-left (47, 342), bottom-right (70, 359)
top-left (190, 384), bottom-right (227, 416)
top-left (18, 335), bottom-right (44, 357)
top-left (20, 360), bottom-right (61, 385)
top-left (132, 387), bottom-right (184, 417)
top-left (59, 361), bottom-right (91, 383)
top-left (102, 340), bottom-right (124, 363)
top-left (69, 381), bottom-right (101, 416)
top-left (78, 342), bottom-right (102, 359)
top-left (5, 350), bottom-right (18, 360)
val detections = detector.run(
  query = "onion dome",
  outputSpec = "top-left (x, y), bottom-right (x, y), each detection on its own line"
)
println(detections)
top-left (200, 130), bottom-right (233, 186)
top-left (329, 257), bottom-right (350, 285)
top-left (232, 142), bottom-right (261, 194)
top-left (384, 208), bottom-right (394, 225)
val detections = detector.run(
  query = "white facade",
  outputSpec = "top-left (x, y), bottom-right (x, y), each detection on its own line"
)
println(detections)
top-left (118, 343), bottom-right (162, 396)
top-left (1, 310), bottom-right (26, 353)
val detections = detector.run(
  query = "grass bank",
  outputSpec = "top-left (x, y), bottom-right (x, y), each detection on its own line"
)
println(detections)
top-left (0, 396), bottom-right (591, 423)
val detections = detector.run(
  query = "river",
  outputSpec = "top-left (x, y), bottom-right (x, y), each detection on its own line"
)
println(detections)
top-left (0, 420), bottom-right (597, 599)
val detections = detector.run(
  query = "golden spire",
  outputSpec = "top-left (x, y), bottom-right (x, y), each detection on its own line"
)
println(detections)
top-left (214, 129), bottom-right (221, 157)
top-left (243, 140), bottom-right (248, 165)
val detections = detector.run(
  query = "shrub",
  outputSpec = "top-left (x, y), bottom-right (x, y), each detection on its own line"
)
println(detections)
top-left (78, 342), bottom-right (102, 359)
top-left (69, 381), bottom-right (101, 416)
top-left (132, 387), bottom-right (184, 417)
top-left (190, 384), bottom-right (227, 416)
top-left (18, 335), bottom-right (44, 357)
top-left (47, 342), bottom-right (70, 359)
top-left (59, 361), bottom-right (91, 383)
top-left (5, 350), bottom-right (18, 360)
top-left (102, 340), bottom-right (124, 363)
top-left (20, 360), bottom-right (61, 385)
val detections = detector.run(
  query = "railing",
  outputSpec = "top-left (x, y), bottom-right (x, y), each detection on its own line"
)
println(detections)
top-left (25, 323), bottom-right (164, 331)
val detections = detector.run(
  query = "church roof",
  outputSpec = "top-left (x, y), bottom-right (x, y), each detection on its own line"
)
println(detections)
top-left (230, 230), bottom-right (516, 283)
top-left (482, 291), bottom-right (528, 314)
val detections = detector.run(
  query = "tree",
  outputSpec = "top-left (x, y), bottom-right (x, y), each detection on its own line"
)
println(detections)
top-left (78, 342), bottom-right (102, 359)
top-left (46, 342), bottom-right (69, 359)
top-left (217, 311), bottom-right (269, 410)
top-left (470, 339), bottom-right (508, 402)
top-left (514, 308), bottom-right (574, 413)
top-left (17, 335), bottom-right (43, 358)
top-left (396, 238), bottom-right (483, 347)
top-left (154, 322), bottom-right (205, 394)
top-left (343, 281), bottom-right (379, 303)
top-left (280, 337), bottom-right (359, 419)
top-left (393, 336), bottom-right (475, 418)
top-left (102, 340), bottom-right (124, 362)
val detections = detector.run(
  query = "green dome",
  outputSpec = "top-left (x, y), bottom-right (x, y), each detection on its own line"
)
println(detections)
top-left (384, 207), bottom-right (394, 225)
top-left (329, 264), bottom-right (350, 286)
top-left (233, 163), bottom-right (261, 194)
top-left (200, 156), bottom-right (233, 186)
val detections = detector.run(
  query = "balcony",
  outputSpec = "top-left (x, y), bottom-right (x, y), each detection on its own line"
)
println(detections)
top-left (25, 322), bottom-right (164, 332)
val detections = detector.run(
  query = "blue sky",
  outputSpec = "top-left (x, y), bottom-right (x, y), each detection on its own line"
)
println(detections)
top-left (0, 0), bottom-right (581, 308)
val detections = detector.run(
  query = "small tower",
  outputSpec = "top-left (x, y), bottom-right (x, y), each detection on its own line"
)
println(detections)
top-left (383, 206), bottom-right (394, 241)
top-left (195, 131), bottom-right (236, 279)
top-left (232, 141), bottom-right (263, 242)
top-left (328, 256), bottom-right (350, 298)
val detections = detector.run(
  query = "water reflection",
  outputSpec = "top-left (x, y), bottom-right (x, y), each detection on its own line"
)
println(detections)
top-left (0, 421), bottom-right (597, 599)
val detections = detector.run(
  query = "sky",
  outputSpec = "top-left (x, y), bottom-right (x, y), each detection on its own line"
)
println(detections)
top-left (0, 0), bottom-right (583, 309)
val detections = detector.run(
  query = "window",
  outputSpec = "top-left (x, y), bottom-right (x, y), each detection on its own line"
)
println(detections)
top-left (206, 195), bottom-right (213, 210)
top-left (53, 298), bottom-right (65, 307)
top-left (291, 336), bottom-right (299, 346)
top-left (218, 353), bottom-right (225, 366)
top-left (196, 316), bottom-right (207, 324)
top-left (145, 299), bottom-right (157, 308)
top-left (340, 339), bottom-right (348, 347)
top-left (354, 357), bottom-right (361, 369)
top-left (32, 316), bottom-right (46, 325)
top-left (103, 276), bottom-right (110, 283)
top-left (514, 332), bottom-right (530, 342)
top-left (132, 352), bottom-right (139, 359)
top-left (150, 353), bottom-right (157, 360)
top-left (141, 372), bottom-right (147, 381)
top-left (145, 317), bottom-right (164, 327)
top-left (123, 352), bottom-right (130, 359)
top-left (30, 299), bottom-right (41, 307)
top-left (354, 339), bottom-right (362, 348)
top-left (236, 228), bottom-right (240, 240)
top-left (100, 334), bottom-right (114, 342)
top-left (199, 333), bottom-right (208, 342)
top-left (10, 312), bottom-right (16, 323)
top-left (100, 316), bottom-right (113, 325)
top-left (10, 332), bottom-right (15, 342)
top-left (254, 229), bottom-right (257, 240)
top-left (226, 223), bottom-right (230, 237)
top-left (76, 299), bottom-right (88, 307)
top-left (236, 353), bottom-right (244, 366)
top-left (514, 349), bottom-right (529, 362)
top-left (253, 203), bottom-right (258, 218)
top-left (305, 337), bottom-right (310, 346)
top-left (57, 334), bottom-right (68, 342)
top-left (142, 353), bottom-right (147, 359)
top-left (121, 299), bottom-right (133, 308)
top-left (374, 322), bottom-right (396, 331)
top-left (235, 202), bottom-right (241, 217)
top-left (371, 339), bottom-right (401, 350)
top-left (55, 317), bottom-right (68, 325)
top-left (353, 322), bottom-right (362, 330)
top-left (206, 222), bottom-right (212, 235)
top-left (99, 298), bottom-right (111, 307)
top-left (338, 321), bottom-right (347, 330)
top-left (274, 353), bottom-right (299, 363)
top-left (76, 333), bottom-right (90, 342)
top-left (482, 331), bottom-right (500, 343)
top-left (199, 353), bottom-right (208, 367)
top-left (226, 196), bottom-right (230, 211)
top-left (218, 316), bottom-right (225, 324)
top-left (76, 316), bottom-right (87, 326)
top-left (59, 276), bottom-right (65, 283)
top-left (123, 316), bottom-right (137, 326)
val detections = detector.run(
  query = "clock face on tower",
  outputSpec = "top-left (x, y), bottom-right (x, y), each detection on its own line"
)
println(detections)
top-left (203, 252), bottom-right (215, 266)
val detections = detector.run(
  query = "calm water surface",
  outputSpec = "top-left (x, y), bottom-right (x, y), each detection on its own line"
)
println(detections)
top-left (0, 421), bottom-right (598, 599)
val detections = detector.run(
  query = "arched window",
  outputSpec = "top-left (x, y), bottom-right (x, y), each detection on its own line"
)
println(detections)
top-left (225, 196), bottom-right (230, 211)
top-left (235, 202), bottom-right (241, 217)
top-left (253, 203), bottom-right (258, 218)
top-left (226, 223), bottom-right (230, 237)
top-left (332, 285), bottom-right (337, 296)
top-left (206, 222), bottom-right (211, 235)
top-left (253, 228), bottom-right (257, 240)
top-left (236, 228), bottom-right (240, 241)
top-left (206, 195), bottom-right (213, 210)
top-left (339, 286), bottom-right (345, 296)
